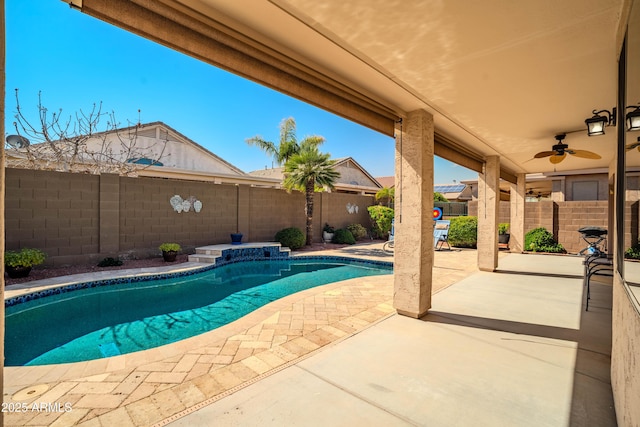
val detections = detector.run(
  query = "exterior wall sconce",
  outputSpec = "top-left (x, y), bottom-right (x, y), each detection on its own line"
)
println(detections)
top-left (585, 108), bottom-right (616, 136)
top-left (626, 105), bottom-right (640, 131)
top-left (585, 104), bottom-right (640, 135)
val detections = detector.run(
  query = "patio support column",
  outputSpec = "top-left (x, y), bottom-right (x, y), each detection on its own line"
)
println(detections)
top-left (478, 156), bottom-right (500, 271)
top-left (510, 173), bottom-right (526, 253)
top-left (393, 109), bottom-right (434, 318)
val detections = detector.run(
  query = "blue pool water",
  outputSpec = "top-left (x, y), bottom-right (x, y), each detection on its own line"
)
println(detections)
top-left (5, 258), bottom-right (391, 366)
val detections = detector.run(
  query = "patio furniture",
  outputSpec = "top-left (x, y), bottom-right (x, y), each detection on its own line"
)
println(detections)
top-left (578, 226), bottom-right (607, 255)
top-left (383, 218), bottom-right (395, 253)
top-left (434, 220), bottom-right (451, 251)
top-left (583, 252), bottom-right (613, 311)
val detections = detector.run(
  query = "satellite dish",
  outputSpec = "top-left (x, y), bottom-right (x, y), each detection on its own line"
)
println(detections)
top-left (5, 135), bottom-right (30, 148)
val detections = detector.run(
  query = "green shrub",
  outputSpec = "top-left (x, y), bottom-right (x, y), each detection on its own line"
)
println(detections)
top-left (4, 248), bottom-right (47, 268)
top-left (498, 223), bottom-right (510, 234)
top-left (347, 223), bottom-right (367, 240)
top-left (524, 227), bottom-right (565, 253)
top-left (333, 228), bottom-right (356, 244)
top-left (625, 241), bottom-right (640, 259)
top-left (98, 257), bottom-right (123, 267)
top-left (448, 216), bottom-right (478, 248)
top-left (625, 247), bottom-right (640, 259)
top-left (275, 227), bottom-right (306, 250)
top-left (368, 205), bottom-right (394, 239)
top-left (159, 242), bottom-right (181, 252)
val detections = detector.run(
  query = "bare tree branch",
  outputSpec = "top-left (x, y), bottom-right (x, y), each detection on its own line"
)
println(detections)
top-left (7, 90), bottom-right (168, 176)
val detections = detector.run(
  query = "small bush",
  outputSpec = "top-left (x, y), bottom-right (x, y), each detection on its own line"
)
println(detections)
top-left (5, 248), bottom-right (47, 268)
top-left (368, 205), bottom-right (394, 239)
top-left (347, 223), bottom-right (367, 240)
top-left (333, 228), bottom-right (356, 245)
top-left (275, 227), bottom-right (306, 250)
top-left (524, 227), bottom-right (565, 253)
top-left (498, 223), bottom-right (510, 234)
top-left (159, 242), bottom-right (181, 252)
top-left (625, 241), bottom-right (640, 259)
top-left (448, 216), bottom-right (478, 248)
top-left (98, 257), bottom-right (123, 267)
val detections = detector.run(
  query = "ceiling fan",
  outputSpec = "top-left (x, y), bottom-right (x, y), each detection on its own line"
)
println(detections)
top-left (533, 134), bottom-right (601, 164)
top-left (626, 136), bottom-right (640, 152)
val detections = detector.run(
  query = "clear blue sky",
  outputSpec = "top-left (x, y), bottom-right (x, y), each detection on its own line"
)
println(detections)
top-left (4, 1), bottom-right (476, 183)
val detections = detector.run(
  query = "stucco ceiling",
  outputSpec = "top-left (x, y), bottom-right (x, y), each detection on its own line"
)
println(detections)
top-left (74, 0), bottom-right (629, 175)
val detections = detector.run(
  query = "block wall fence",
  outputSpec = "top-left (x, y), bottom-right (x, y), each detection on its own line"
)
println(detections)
top-left (468, 199), bottom-right (635, 254)
top-left (5, 169), bottom-right (375, 266)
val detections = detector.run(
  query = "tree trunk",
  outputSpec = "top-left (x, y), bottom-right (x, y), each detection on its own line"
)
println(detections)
top-left (305, 178), bottom-right (315, 245)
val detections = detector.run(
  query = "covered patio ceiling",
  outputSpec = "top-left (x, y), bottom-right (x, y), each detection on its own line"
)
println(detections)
top-left (65, 0), bottom-right (628, 177)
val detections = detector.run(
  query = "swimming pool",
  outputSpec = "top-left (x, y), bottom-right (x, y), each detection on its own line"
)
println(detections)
top-left (5, 257), bottom-right (391, 366)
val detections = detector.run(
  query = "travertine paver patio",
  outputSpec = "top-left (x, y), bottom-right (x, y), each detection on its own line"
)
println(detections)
top-left (3, 244), bottom-right (480, 427)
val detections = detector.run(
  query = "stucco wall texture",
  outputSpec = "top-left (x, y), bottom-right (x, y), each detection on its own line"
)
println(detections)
top-left (5, 168), bottom-right (375, 266)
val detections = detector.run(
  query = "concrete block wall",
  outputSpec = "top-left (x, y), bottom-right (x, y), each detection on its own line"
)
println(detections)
top-left (467, 199), bottom-right (608, 254)
top-left (4, 168), bottom-right (377, 266)
top-left (118, 176), bottom-right (238, 257)
top-left (556, 201), bottom-right (608, 254)
top-left (5, 169), bottom-right (100, 265)
top-left (320, 192), bottom-right (376, 239)
top-left (248, 187), bottom-right (306, 241)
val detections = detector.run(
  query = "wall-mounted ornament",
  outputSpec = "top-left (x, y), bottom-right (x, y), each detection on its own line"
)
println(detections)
top-left (346, 203), bottom-right (359, 214)
top-left (169, 195), bottom-right (203, 213)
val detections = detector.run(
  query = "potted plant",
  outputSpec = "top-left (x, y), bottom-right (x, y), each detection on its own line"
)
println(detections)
top-left (4, 248), bottom-right (47, 278)
top-left (230, 232), bottom-right (243, 245)
top-left (159, 243), bottom-right (181, 262)
top-left (323, 223), bottom-right (335, 243)
top-left (498, 223), bottom-right (510, 244)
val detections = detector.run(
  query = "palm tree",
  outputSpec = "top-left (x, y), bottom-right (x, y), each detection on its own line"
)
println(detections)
top-left (245, 117), bottom-right (324, 166)
top-left (283, 146), bottom-right (340, 245)
top-left (375, 187), bottom-right (395, 207)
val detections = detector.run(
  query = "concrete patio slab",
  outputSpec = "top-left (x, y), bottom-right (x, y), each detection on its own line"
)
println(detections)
top-left (170, 253), bottom-right (615, 426)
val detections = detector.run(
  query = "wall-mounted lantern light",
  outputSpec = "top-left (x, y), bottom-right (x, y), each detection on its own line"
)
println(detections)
top-left (626, 105), bottom-right (640, 131)
top-left (585, 108), bottom-right (616, 136)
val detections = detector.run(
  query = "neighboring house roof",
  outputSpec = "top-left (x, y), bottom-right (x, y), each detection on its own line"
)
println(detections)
top-left (331, 157), bottom-right (382, 189)
top-left (375, 176), bottom-right (395, 188)
top-left (5, 121), bottom-right (248, 180)
top-left (248, 156), bottom-right (382, 194)
top-left (434, 183), bottom-right (471, 201)
top-left (110, 121), bottom-right (247, 176)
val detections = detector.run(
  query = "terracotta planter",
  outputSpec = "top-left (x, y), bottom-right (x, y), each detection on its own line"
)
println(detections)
top-left (6, 265), bottom-right (32, 279)
top-left (162, 250), bottom-right (178, 262)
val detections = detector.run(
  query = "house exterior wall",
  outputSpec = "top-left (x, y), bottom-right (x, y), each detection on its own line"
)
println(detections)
top-left (4, 168), bottom-right (376, 266)
top-left (335, 161), bottom-right (378, 187)
top-left (564, 173), bottom-right (608, 201)
top-left (85, 125), bottom-right (243, 175)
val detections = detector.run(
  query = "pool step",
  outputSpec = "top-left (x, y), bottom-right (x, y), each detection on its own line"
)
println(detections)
top-left (188, 242), bottom-right (291, 264)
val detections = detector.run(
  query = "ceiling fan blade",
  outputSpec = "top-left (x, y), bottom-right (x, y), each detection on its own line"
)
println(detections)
top-left (570, 150), bottom-right (601, 159)
top-left (549, 153), bottom-right (566, 164)
top-left (626, 142), bottom-right (640, 151)
top-left (534, 151), bottom-right (555, 158)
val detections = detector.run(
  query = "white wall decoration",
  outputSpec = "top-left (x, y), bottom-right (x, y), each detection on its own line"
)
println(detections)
top-left (169, 195), bottom-right (203, 213)
top-left (346, 203), bottom-right (359, 214)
